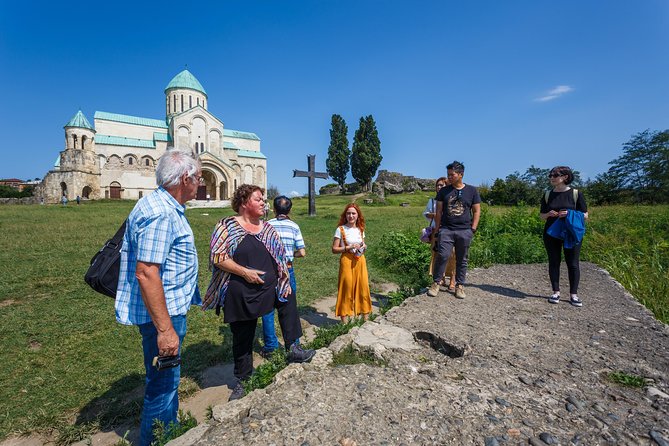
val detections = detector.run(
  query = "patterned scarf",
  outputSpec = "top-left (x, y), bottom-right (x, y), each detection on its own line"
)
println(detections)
top-left (202, 216), bottom-right (290, 312)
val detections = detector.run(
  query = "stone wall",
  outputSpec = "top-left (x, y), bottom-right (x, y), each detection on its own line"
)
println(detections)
top-left (0, 197), bottom-right (39, 205)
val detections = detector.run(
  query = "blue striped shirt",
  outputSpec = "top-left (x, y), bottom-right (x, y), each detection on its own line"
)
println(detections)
top-left (267, 216), bottom-right (305, 262)
top-left (115, 187), bottom-right (201, 325)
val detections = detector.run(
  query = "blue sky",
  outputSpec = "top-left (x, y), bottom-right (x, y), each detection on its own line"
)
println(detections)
top-left (1, 0), bottom-right (668, 195)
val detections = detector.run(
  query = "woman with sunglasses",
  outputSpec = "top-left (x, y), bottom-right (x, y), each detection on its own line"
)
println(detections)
top-left (423, 177), bottom-right (456, 292)
top-left (540, 166), bottom-right (588, 307)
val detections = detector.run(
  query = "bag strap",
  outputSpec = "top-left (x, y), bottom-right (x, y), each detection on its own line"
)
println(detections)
top-left (107, 220), bottom-right (127, 249)
top-left (544, 189), bottom-right (579, 205)
top-left (339, 226), bottom-right (347, 247)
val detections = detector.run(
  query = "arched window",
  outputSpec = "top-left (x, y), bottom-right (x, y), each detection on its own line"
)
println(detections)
top-left (181, 95), bottom-right (184, 111)
top-left (128, 157), bottom-right (133, 165)
top-left (72, 134), bottom-right (78, 149)
top-left (189, 95), bottom-right (192, 108)
top-left (145, 158), bottom-right (150, 166)
top-left (81, 135), bottom-right (87, 150)
top-left (167, 96), bottom-right (170, 113)
top-left (173, 95), bottom-right (176, 112)
top-left (197, 97), bottom-right (200, 106)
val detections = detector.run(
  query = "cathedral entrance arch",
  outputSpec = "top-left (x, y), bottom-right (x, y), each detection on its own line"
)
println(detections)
top-left (82, 186), bottom-right (92, 199)
top-left (110, 182), bottom-right (121, 199)
top-left (199, 170), bottom-right (217, 200)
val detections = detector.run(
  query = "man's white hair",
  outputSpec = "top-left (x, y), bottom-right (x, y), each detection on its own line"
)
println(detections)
top-left (156, 148), bottom-right (201, 188)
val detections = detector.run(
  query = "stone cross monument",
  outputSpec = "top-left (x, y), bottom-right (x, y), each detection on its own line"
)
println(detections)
top-left (293, 154), bottom-right (328, 216)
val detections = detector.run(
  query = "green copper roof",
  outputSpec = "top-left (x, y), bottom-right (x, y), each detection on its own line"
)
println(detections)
top-left (95, 111), bottom-right (168, 129)
top-left (96, 134), bottom-right (156, 149)
top-left (54, 155), bottom-right (60, 168)
top-left (165, 70), bottom-right (207, 96)
top-left (223, 141), bottom-right (239, 149)
top-left (153, 132), bottom-right (171, 142)
top-left (237, 150), bottom-right (266, 159)
top-left (65, 110), bottom-right (94, 130)
top-left (223, 129), bottom-right (260, 141)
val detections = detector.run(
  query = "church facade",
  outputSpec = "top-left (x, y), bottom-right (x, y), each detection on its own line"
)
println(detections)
top-left (38, 70), bottom-right (267, 203)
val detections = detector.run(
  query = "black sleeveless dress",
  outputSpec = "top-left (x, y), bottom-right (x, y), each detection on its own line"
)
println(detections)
top-left (223, 235), bottom-right (277, 323)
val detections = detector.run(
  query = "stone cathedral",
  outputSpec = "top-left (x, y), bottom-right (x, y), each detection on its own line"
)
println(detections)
top-left (38, 70), bottom-right (267, 203)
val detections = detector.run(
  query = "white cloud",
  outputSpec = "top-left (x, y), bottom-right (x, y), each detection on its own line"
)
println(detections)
top-left (535, 85), bottom-right (574, 102)
top-left (288, 190), bottom-right (301, 198)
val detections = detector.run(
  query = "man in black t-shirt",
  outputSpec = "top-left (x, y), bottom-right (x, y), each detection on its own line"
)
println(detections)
top-left (428, 161), bottom-right (481, 299)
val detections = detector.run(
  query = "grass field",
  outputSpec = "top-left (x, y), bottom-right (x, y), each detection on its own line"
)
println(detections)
top-left (0, 194), bottom-right (667, 443)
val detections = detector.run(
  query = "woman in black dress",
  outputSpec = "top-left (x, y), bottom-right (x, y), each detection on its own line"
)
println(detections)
top-left (539, 166), bottom-right (588, 307)
top-left (203, 184), bottom-right (315, 400)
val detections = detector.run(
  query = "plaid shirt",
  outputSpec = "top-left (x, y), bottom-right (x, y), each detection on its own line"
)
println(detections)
top-left (267, 216), bottom-right (305, 262)
top-left (115, 187), bottom-right (201, 325)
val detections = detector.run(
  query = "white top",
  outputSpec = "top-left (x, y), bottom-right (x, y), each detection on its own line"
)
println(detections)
top-left (334, 225), bottom-right (365, 246)
top-left (423, 198), bottom-right (437, 228)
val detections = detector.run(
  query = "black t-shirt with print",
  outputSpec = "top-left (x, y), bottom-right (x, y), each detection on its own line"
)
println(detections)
top-left (436, 184), bottom-right (481, 230)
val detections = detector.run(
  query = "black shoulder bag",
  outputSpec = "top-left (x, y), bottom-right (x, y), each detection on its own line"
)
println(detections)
top-left (84, 220), bottom-right (127, 298)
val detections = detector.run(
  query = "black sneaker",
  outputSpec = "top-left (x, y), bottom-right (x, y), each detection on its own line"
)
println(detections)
top-left (228, 382), bottom-right (245, 401)
top-left (570, 296), bottom-right (583, 307)
top-left (287, 343), bottom-right (315, 363)
top-left (260, 348), bottom-right (276, 359)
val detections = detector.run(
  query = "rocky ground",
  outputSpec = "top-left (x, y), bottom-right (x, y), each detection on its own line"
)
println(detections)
top-left (170, 263), bottom-right (669, 446)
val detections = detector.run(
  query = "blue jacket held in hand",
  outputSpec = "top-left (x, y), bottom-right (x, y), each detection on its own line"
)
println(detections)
top-left (546, 210), bottom-right (586, 249)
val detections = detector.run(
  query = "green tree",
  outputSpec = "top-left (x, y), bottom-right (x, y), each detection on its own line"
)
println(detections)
top-left (351, 115), bottom-right (382, 191)
top-left (607, 129), bottom-right (669, 203)
top-left (325, 114), bottom-right (350, 189)
top-left (584, 172), bottom-right (621, 205)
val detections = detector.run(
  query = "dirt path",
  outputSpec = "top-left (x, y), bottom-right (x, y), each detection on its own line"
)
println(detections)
top-left (1, 284), bottom-right (397, 446)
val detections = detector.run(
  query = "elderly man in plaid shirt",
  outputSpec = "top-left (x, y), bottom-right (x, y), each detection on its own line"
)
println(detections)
top-left (115, 149), bottom-right (202, 446)
top-left (261, 195), bottom-right (307, 356)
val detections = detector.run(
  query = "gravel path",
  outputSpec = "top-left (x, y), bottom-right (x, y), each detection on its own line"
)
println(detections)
top-left (172, 262), bottom-right (669, 446)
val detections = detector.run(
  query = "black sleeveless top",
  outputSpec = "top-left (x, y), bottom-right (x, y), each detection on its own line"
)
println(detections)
top-left (223, 235), bottom-right (278, 323)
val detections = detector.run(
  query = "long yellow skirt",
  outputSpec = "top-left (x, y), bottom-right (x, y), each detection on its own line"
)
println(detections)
top-left (336, 253), bottom-right (372, 317)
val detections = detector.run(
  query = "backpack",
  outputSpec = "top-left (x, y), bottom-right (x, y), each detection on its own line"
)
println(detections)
top-left (544, 188), bottom-right (578, 205)
top-left (84, 220), bottom-right (127, 298)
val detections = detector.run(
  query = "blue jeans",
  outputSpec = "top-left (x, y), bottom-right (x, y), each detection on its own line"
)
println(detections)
top-left (138, 315), bottom-right (187, 446)
top-left (262, 267), bottom-right (297, 351)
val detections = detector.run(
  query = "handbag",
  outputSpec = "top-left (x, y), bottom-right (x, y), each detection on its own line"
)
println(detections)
top-left (84, 220), bottom-right (127, 298)
top-left (420, 225), bottom-right (433, 243)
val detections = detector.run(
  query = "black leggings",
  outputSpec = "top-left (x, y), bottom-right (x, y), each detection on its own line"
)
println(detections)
top-left (543, 233), bottom-right (581, 295)
top-left (229, 295), bottom-right (303, 381)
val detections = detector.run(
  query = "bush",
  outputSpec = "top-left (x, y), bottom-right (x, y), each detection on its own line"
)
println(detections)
top-left (376, 231), bottom-right (432, 292)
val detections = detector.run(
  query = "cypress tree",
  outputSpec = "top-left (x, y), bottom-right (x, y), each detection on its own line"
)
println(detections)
top-left (325, 114), bottom-right (350, 189)
top-left (351, 115), bottom-right (382, 191)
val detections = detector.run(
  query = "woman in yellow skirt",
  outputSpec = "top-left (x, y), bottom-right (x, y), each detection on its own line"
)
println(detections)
top-left (332, 203), bottom-right (372, 323)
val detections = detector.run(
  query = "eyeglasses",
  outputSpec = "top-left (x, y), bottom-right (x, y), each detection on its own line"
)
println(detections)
top-left (548, 173), bottom-right (563, 178)
top-left (191, 175), bottom-right (205, 184)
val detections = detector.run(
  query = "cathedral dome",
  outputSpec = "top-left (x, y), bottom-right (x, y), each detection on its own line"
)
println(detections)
top-left (165, 70), bottom-right (207, 97)
top-left (64, 110), bottom-right (94, 130)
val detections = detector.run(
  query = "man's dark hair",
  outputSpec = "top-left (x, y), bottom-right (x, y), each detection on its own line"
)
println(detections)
top-left (273, 195), bottom-right (292, 215)
top-left (446, 161), bottom-right (465, 175)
